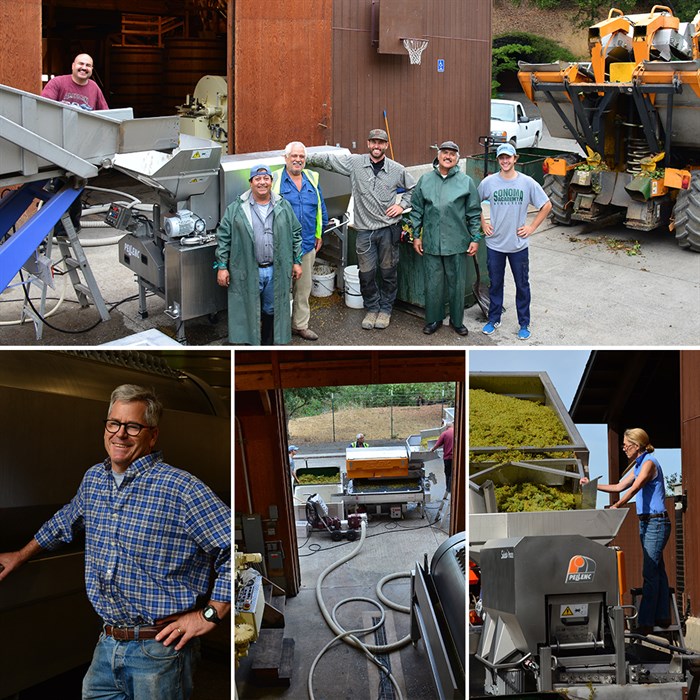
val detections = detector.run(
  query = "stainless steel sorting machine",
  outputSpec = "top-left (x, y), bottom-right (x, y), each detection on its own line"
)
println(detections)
top-left (0, 81), bottom-right (353, 342)
top-left (0, 83), bottom-right (179, 313)
top-left (109, 145), bottom-right (352, 341)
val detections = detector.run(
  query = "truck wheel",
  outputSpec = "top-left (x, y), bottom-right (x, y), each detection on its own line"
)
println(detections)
top-left (544, 153), bottom-right (579, 225)
top-left (673, 173), bottom-right (700, 253)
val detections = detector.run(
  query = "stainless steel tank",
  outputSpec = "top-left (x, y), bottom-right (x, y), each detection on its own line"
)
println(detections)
top-left (411, 531), bottom-right (466, 699)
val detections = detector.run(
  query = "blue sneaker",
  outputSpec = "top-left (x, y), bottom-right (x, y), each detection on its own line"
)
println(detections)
top-left (518, 326), bottom-right (531, 340)
top-left (482, 321), bottom-right (501, 335)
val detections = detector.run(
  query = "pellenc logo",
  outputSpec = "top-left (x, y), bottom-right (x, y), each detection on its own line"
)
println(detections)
top-left (565, 555), bottom-right (596, 583)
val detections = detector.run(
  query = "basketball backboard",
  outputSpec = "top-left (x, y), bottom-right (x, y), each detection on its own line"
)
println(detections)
top-left (377, 0), bottom-right (426, 55)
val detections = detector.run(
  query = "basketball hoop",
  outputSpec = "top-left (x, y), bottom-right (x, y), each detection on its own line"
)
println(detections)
top-left (402, 37), bottom-right (429, 65)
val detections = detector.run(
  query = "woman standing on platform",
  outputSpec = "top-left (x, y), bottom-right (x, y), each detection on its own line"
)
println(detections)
top-left (581, 428), bottom-right (671, 634)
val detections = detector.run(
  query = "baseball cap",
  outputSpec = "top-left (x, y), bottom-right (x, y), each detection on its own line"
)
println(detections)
top-left (249, 164), bottom-right (272, 180)
top-left (368, 128), bottom-right (388, 141)
top-left (438, 140), bottom-right (460, 152)
top-left (289, 444), bottom-right (299, 452)
top-left (496, 143), bottom-right (517, 157)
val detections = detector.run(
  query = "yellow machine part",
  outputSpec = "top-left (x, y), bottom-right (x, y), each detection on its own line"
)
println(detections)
top-left (610, 62), bottom-right (636, 82)
top-left (544, 157), bottom-right (576, 177)
top-left (617, 549), bottom-right (627, 606)
top-left (346, 456), bottom-right (409, 480)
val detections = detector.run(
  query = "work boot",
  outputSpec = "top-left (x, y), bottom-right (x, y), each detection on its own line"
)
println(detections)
top-left (362, 311), bottom-right (378, 329)
top-left (292, 328), bottom-right (319, 341)
top-left (374, 312), bottom-right (391, 329)
top-left (261, 313), bottom-right (275, 345)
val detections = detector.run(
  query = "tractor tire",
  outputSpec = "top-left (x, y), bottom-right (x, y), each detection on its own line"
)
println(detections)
top-left (673, 172), bottom-right (700, 253)
top-left (543, 153), bottom-right (580, 225)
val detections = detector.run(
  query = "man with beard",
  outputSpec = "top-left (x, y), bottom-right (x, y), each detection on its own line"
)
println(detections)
top-left (307, 130), bottom-right (415, 330)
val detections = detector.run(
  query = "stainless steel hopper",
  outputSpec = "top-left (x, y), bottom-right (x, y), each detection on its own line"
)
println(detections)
top-left (470, 506), bottom-right (628, 560)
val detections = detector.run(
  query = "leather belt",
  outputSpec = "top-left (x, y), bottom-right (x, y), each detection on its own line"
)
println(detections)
top-left (104, 623), bottom-right (167, 641)
top-left (258, 262), bottom-right (273, 268)
top-left (638, 512), bottom-right (668, 521)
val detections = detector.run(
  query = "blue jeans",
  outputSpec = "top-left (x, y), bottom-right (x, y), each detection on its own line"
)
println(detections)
top-left (258, 266), bottom-right (274, 315)
top-left (638, 516), bottom-right (671, 627)
top-left (486, 247), bottom-right (530, 328)
top-left (356, 227), bottom-right (399, 314)
top-left (82, 631), bottom-right (198, 700)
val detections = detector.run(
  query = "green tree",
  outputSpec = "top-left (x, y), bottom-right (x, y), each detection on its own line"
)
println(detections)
top-left (283, 387), bottom-right (333, 420)
top-left (492, 43), bottom-right (534, 95)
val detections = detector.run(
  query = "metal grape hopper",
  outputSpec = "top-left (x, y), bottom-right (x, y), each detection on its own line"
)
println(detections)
top-left (469, 373), bottom-right (698, 695)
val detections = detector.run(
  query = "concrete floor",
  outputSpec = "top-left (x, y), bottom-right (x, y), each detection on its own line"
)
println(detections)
top-left (236, 459), bottom-right (455, 700)
top-left (2, 155), bottom-right (697, 347)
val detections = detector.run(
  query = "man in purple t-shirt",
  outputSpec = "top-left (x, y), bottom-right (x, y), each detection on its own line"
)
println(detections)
top-left (431, 423), bottom-right (455, 494)
top-left (42, 53), bottom-right (109, 111)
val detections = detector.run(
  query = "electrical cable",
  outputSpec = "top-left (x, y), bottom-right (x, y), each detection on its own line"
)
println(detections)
top-left (19, 268), bottom-right (105, 334)
top-left (0, 272), bottom-right (69, 326)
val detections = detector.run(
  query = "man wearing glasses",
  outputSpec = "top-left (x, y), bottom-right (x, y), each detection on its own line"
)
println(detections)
top-left (0, 384), bottom-right (230, 699)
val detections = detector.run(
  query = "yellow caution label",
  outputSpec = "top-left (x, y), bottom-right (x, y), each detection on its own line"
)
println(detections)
top-left (562, 606), bottom-right (574, 617)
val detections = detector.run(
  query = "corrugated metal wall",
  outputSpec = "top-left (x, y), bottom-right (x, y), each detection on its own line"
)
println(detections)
top-left (234, 0), bottom-right (333, 153)
top-left (331, 0), bottom-right (491, 166)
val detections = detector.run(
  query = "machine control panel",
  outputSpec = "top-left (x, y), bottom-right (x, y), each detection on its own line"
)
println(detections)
top-left (235, 572), bottom-right (262, 614)
top-left (105, 203), bottom-right (132, 230)
top-left (235, 569), bottom-right (264, 641)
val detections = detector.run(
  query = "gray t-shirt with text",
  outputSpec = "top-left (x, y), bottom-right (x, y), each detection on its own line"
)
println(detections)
top-left (478, 172), bottom-right (549, 253)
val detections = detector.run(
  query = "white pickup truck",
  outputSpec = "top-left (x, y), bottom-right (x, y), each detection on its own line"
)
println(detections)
top-left (490, 99), bottom-right (542, 149)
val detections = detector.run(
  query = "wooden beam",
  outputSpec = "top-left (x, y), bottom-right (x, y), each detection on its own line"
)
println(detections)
top-left (42, 0), bottom-right (186, 12)
top-left (235, 351), bottom-right (465, 390)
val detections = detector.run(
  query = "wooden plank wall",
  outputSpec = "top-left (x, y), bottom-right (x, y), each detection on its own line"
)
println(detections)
top-left (680, 351), bottom-right (700, 618)
top-left (233, 0), bottom-right (333, 154)
top-left (609, 350), bottom-right (700, 621)
top-left (332, 0), bottom-right (492, 166)
top-left (0, 0), bottom-right (42, 93)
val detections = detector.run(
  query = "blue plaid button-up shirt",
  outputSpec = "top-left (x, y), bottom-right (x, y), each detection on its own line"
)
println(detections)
top-left (35, 451), bottom-right (230, 625)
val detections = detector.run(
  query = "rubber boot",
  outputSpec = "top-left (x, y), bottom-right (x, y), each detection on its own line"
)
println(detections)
top-left (261, 313), bottom-right (275, 346)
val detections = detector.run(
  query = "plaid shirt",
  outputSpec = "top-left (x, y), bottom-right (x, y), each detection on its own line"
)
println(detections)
top-left (35, 451), bottom-right (230, 626)
top-left (306, 152), bottom-right (415, 231)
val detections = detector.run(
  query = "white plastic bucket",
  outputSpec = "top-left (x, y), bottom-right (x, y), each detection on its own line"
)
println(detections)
top-left (311, 271), bottom-right (335, 297)
top-left (343, 265), bottom-right (363, 309)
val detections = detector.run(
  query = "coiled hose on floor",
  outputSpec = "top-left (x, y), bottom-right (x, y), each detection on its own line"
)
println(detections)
top-left (308, 520), bottom-right (413, 700)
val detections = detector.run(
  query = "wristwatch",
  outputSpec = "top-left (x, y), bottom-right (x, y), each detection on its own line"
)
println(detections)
top-left (202, 604), bottom-right (222, 624)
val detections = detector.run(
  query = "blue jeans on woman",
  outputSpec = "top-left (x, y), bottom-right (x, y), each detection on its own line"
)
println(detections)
top-left (486, 246), bottom-right (530, 328)
top-left (82, 631), bottom-right (198, 700)
top-left (638, 516), bottom-right (671, 628)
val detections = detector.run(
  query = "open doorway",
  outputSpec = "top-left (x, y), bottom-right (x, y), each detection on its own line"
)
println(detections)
top-left (234, 350), bottom-right (465, 700)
